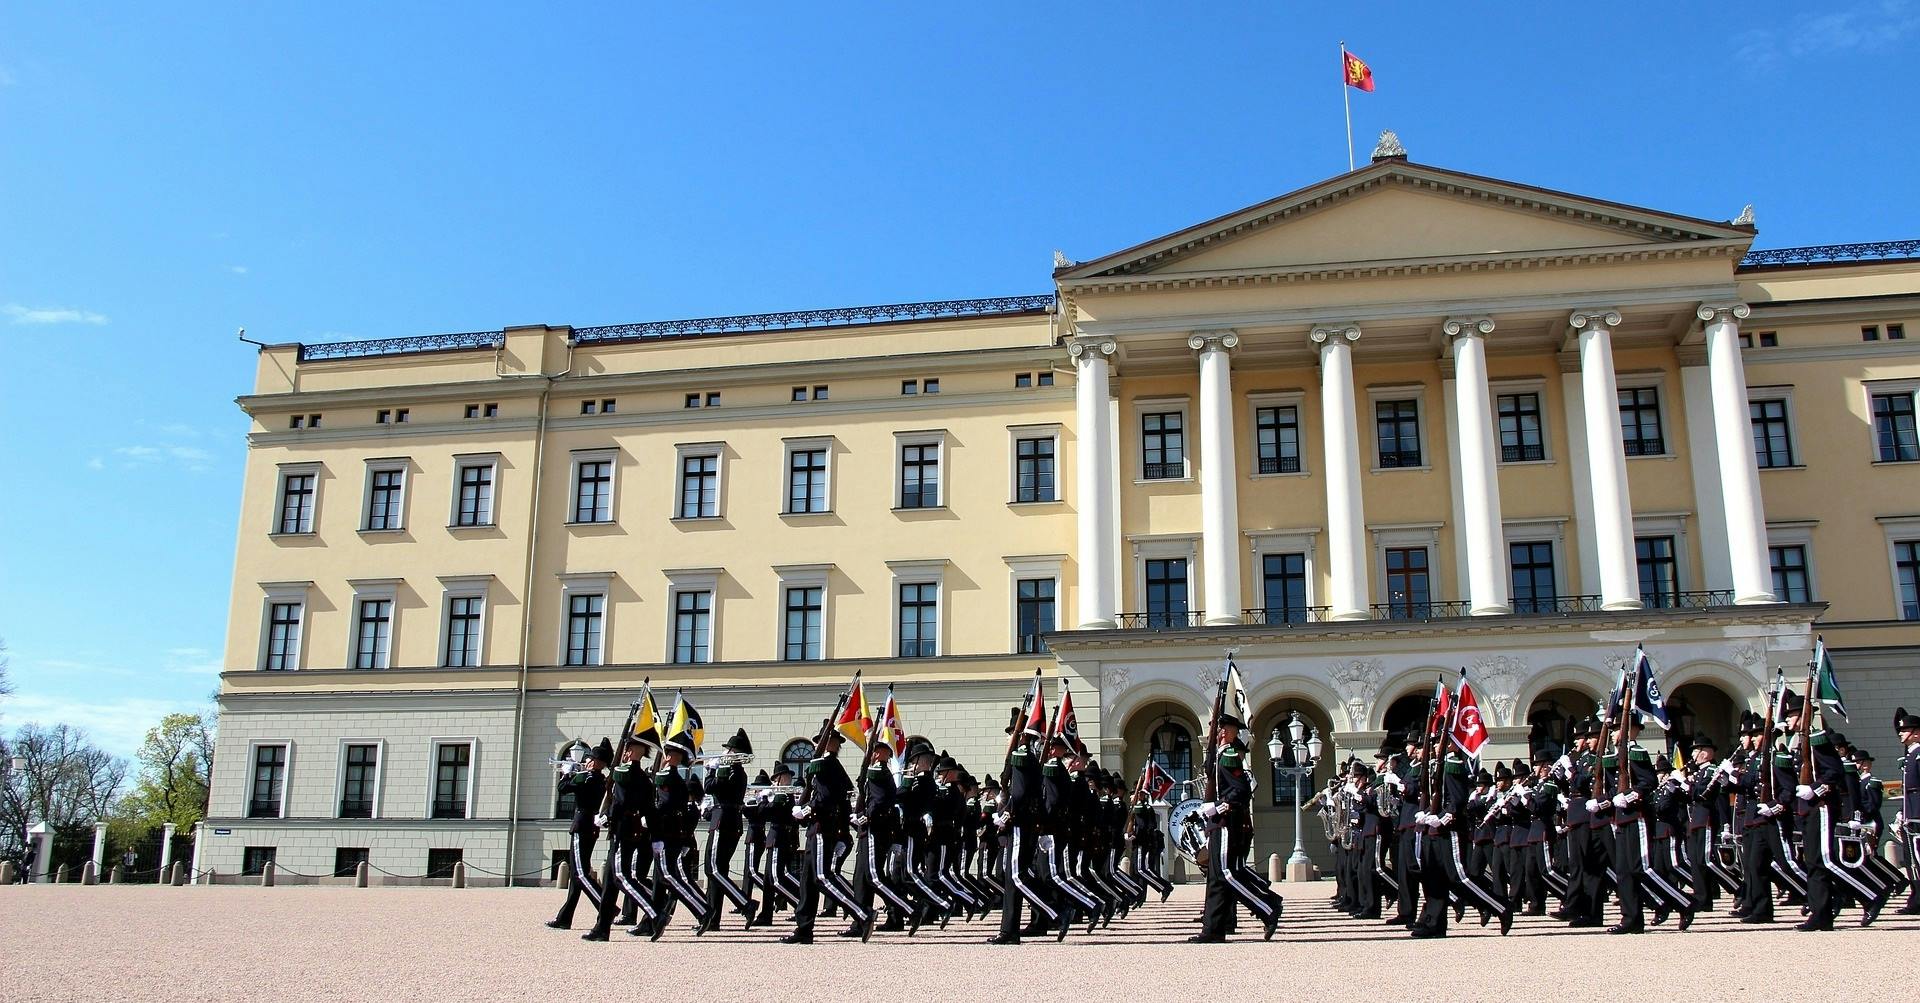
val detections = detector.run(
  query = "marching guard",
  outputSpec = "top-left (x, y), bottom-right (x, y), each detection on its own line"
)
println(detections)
top-left (546, 738), bottom-right (611, 930)
top-left (1190, 714), bottom-right (1283, 943)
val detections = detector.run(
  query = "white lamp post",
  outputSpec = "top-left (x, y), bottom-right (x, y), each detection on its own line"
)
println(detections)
top-left (1270, 710), bottom-right (1322, 871)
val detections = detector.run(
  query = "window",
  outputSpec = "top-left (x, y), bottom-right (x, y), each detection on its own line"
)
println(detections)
top-left (431, 743), bottom-right (471, 819)
top-left (340, 744), bottom-right (378, 818)
top-left (1863, 325), bottom-right (1881, 342)
top-left (484, 403), bottom-right (498, 418)
top-left (264, 601), bottom-right (303, 670)
top-left (813, 386), bottom-right (829, 401)
top-left (1618, 387), bottom-right (1665, 456)
top-left (1014, 373), bottom-right (1032, 388)
top-left (1148, 722), bottom-right (1193, 792)
top-left (1497, 392), bottom-right (1545, 463)
top-left (1142, 411), bottom-right (1185, 479)
top-left (600, 399), bottom-right (616, 414)
top-left (443, 595), bottom-right (483, 667)
top-left (1259, 552), bottom-right (1308, 624)
top-left (783, 586), bottom-right (824, 661)
top-left (308, 414), bottom-right (322, 428)
top-left (705, 392), bottom-right (720, 407)
top-left (454, 460), bottom-right (495, 526)
top-left (780, 739), bottom-right (815, 779)
top-left (1255, 406), bottom-right (1301, 474)
top-left (1750, 399), bottom-right (1795, 468)
top-left (899, 440), bottom-right (941, 509)
top-left (1897, 541), bottom-right (1920, 620)
top-left (923, 378), bottom-right (939, 394)
top-left (395, 408), bottom-right (410, 423)
top-left (572, 455), bottom-right (614, 522)
top-left (1375, 400), bottom-right (1422, 467)
top-left (685, 393), bottom-right (701, 409)
top-left (1873, 392), bottom-right (1919, 462)
top-left (791, 386), bottom-right (808, 402)
top-left (364, 467), bottom-right (405, 531)
top-left (1890, 324), bottom-right (1907, 341)
top-left (1015, 436), bottom-right (1056, 502)
top-left (580, 400), bottom-right (597, 415)
top-left (1038, 371), bottom-right (1054, 387)
top-left (353, 598), bottom-right (393, 669)
top-left (1636, 536), bottom-right (1680, 608)
top-left (1770, 545), bottom-right (1810, 603)
top-left (376, 409), bottom-right (391, 424)
top-left (1144, 558), bottom-right (1189, 628)
top-left (290, 415), bottom-right (304, 429)
top-left (242, 847), bottom-right (276, 877)
top-left (1015, 578), bottom-right (1055, 653)
top-left (333, 848), bottom-right (368, 878)
top-left (786, 445), bottom-right (829, 514)
top-left (1739, 334), bottom-right (1753, 349)
top-left (565, 594), bottom-right (604, 666)
top-left (277, 471), bottom-right (316, 534)
top-left (897, 582), bottom-right (938, 657)
top-left (1510, 541), bottom-right (1557, 614)
top-left (1383, 547), bottom-right (1431, 619)
top-left (902, 379), bottom-right (918, 396)
top-left (678, 452), bottom-right (719, 519)
top-left (426, 849), bottom-right (463, 879)
top-left (1759, 332), bottom-right (1778, 348)
top-left (248, 744), bottom-right (287, 819)
top-left (672, 590), bottom-right (712, 664)
top-left (464, 404), bottom-right (479, 419)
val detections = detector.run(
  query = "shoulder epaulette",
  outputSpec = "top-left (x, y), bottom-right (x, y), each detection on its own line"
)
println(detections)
top-left (1599, 753), bottom-right (1619, 768)
top-left (1628, 748), bottom-right (1652, 764)
top-left (1811, 731), bottom-right (1832, 748)
top-left (1444, 759), bottom-right (1467, 776)
top-left (1774, 752), bottom-right (1795, 767)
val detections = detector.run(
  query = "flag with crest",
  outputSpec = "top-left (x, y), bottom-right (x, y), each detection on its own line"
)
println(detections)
top-left (1449, 669), bottom-right (1490, 759)
top-left (1811, 636), bottom-right (1847, 721)
top-left (1051, 678), bottom-right (1082, 754)
top-left (1020, 670), bottom-right (1048, 738)
top-left (630, 686), bottom-right (661, 751)
top-left (833, 672), bottom-right (873, 747)
top-left (665, 690), bottom-right (703, 751)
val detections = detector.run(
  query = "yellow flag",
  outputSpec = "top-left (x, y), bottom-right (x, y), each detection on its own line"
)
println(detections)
top-left (630, 689), bottom-right (660, 749)
top-left (834, 675), bottom-right (872, 747)
top-left (666, 691), bottom-right (704, 750)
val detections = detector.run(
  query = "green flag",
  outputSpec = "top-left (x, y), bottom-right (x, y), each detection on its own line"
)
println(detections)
top-left (1812, 637), bottom-right (1847, 721)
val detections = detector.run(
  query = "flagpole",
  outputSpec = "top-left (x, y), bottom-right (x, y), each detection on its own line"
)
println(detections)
top-left (1340, 40), bottom-right (1354, 172)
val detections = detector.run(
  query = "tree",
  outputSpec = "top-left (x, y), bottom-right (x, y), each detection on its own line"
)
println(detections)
top-left (116, 712), bottom-right (215, 833)
top-left (1, 723), bottom-right (127, 857)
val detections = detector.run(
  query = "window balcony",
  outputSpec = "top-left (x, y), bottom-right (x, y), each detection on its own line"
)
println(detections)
top-left (246, 799), bottom-right (282, 819)
top-left (1378, 450), bottom-right (1423, 468)
top-left (338, 798), bottom-right (373, 819)
top-left (431, 799), bottom-right (468, 820)
top-left (1142, 462), bottom-right (1185, 480)
top-left (1623, 436), bottom-right (1665, 456)
top-left (1114, 610), bottom-right (1208, 629)
top-left (1501, 443), bottom-right (1545, 463)
top-left (1257, 456), bottom-right (1301, 475)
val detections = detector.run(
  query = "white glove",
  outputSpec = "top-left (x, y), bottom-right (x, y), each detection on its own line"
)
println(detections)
top-left (593, 813), bottom-right (609, 829)
top-left (1555, 755), bottom-right (1573, 772)
top-left (699, 795), bottom-right (715, 815)
top-left (1759, 804), bottom-right (1782, 818)
top-left (1557, 795), bottom-right (1569, 811)
top-left (1795, 785), bottom-right (1814, 801)
top-left (1613, 793), bottom-right (1637, 809)
top-left (1343, 783), bottom-right (1359, 796)
top-left (1585, 799), bottom-right (1604, 813)
top-left (992, 812), bottom-right (1010, 829)
top-left (1383, 772), bottom-right (1404, 790)
top-left (851, 813), bottom-right (868, 827)
top-left (791, 805), bottom-right (812, 820)
top-left (921, 813), bottom-right (935, 829)
top-left (1435, 813), bottom-right (1453, 827)
top-left (1199, 802), bottom-right (1221, 818)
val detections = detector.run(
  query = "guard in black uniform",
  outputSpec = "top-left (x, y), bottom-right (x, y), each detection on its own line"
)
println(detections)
top-left (651, 731), bottom-right (711, 931)
top-left (585, 739), bottom-right (662, 941)
top-left (1128, 787), bottom-right (1173, 902)
top-left (748, 763), bottom-right (803, 928)
top-left (1191, 714), bottom-right (1282, 943)
top-left (702, 729), bottom-right (755, 931)
top-left (547, 738), bottom-right (611, 930)
top-left (1388, 733), bottom-right (1422, 927)
top-left (991, 720), bottom-right (1056, 944)
top-left (1597, 712), bottom-right (1692, 934)
top-left (1896, 706), bottom-right (1920, 914)
top-left (785, 730), bottom-right (870, 943)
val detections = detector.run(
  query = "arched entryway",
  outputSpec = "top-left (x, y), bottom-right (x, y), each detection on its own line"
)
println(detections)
top-left (1249, 697), bottom-right (1340, 873)
top-left (1381, 692), bottom-right (1431, 741)
top-left (1118, 699), bottom-right (1205, 802)
top-left (1665, 681), bottom-right (1741, 755)
top-left (1526, 686), bottom-right (1602, 758)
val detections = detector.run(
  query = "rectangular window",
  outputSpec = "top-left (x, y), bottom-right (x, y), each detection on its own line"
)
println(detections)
top-left (242, 847), bottom-right (276, 876)
top-left (426, 848), bottom-right (463, 879)
top-left (1636, 536), bottom-right (1680, 608)
top-left (1890, 324), bottom-right (1906, 341)
top-left (1014, 373), bottom-right (1032, 388)
top-left (1759, 332), bottom-right (1778, 348)
top-left (1255, 406), bottom-right (1301, 474)
top-left (464, 404), bottom-right (479, 419)
top-left (580, 400), bottom-right (596, 415)
top-left (1497, 392), bottom-right (1545, 463)
top-left (290, 415), bottom-right (305, 429)
top-left (897, 582), bottom-right (938, 657)
top-left (444, 596), bottom-right (482, 667)
top-left (1863, 325), bottom-right (1881, 342)
top-left (900, 442), bottom-right (940, 508)
top-left (573, 459), bottom-right (613, 522)
top-left (483, 403), bottom-right (498, 418)
top-left (333, 848), bottom-right (369, 878)
top-left (672, 590), bottom-right (712, 664)
top-left (1038, 371), bottom-right (1053, 387)
top-left (813, 386), bottom-right (829, 401)
top-left (1259, 552), bottom-right (1308, 624)
top-left (678, 453), bottom-right (719, 519)
top-left (340, 744), bottom-right (378, 818)
top-left (704, 392), bottom-right (720, 407)
top-left (1769, 545), bottom-right (1810, 604)
top-left (1015, 436), bottom-right (1056, 503)
top-left (791, 386), bottom-right (808, 402)
top-left (277, 473), bottom-right (315, 534)
top-left (431, 743), bottom-right (471, 820)
top-left (565, 594), bottom-right (604, 666)
top-left (376, 409), bottom-right (391, 424)
top-left (1896, 541), bottom-right (1920, 620)
top-left (353, 599), bottom-right (392, 669)
top-left (1144, 558), bottom-right (1189, 628)
top-left (783, 586), bottom-right (823, 661)
top-left (264, 602), bottom-right (302, 670)
top-left (923, 378), bottom-right (939, 394)
top-left (901, 379), bottom-right (918, 396)
top-left (365, 468), bottom-right (404, 530)
top-left (600, 399), bottom-right (616, 414)
top-left (1618, 387), bottom-right (1665, 456)
top-left (1750, 399), bottom-right (1795, 468)
top-left (395, 408), bottom-right (409, 423)
top-left (685, 393), bottom-right (701, 409)
top-left (1509, 541), bottom-right (1557, 614)
top-left (1383, 547), bottom-right (1431, 619)
top-left (1375, 400), bottom-right (1422, 467)
top-left (786, 448), bottom-right (828, 513)
top-left (1141, 411), bottom-right (1185, 479)
top-left (248, 744), bottom-right (287, 819)
top-left (455, 462), bottom-right (494, 526)
top-left (1016, 578), bottom-right (1055, 653)
top-left (1872, 392), bottom-right (1919, 462)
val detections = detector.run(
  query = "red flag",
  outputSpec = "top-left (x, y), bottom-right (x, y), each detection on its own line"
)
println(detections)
top-left (1139, 761), bottom-right (1175, 801)
top-left (1020, 673), bottom-right (1048, 738)
top-left (1428, 677), bottom-right (1453, 738)
top-left (1449, 672), bottom-right (1490, 758)
top-left (1342, 50), bottom-right (1375, 92)
top-left (832, 674), bottom-right (872, 748)
top-left (1051, 680), bottom-right (1082, 754)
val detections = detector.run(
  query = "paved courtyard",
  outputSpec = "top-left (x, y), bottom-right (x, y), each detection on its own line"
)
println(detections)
top-left (1, 881), bottom-right (1912, 1001)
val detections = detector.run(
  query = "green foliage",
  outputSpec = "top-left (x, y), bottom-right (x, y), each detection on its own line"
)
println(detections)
top-left (115, 712), bottom-right (215, 833)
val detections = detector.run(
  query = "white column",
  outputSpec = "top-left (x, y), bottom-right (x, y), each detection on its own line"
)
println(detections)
top-left (1570, 309), bottom-right (1641, 610)
top-left (1701, 302), bottom-right (1775, 604)
top-left (91, 821), bottom-right (107, 869)
top-left (1446, 317), bottom-right (1510, 614)
top-left (1313, 324), bottom-right (1370, 620)
top-left (159, 822), bottom-right (177, 878)
top-left (1070, 336), bottom-right (1119, 628)
top-left (1192, 331), bottom-right (1244, 624)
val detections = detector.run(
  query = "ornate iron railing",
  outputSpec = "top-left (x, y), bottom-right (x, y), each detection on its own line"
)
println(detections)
top-left (1102, 591), bottom-right (1739, 631)
top-left (570, 294), bottom-right (1055, 344)
top-left (1239, 606), bottom-right (1335, 625)
top-left (297, 330), bottom-right (503, 362)
top-left (1740, 240), bottom-right (1920, 267)
top-left (1644, 590), bottom-right (1736, 610)
top-left (1114, 610), bottom-right (1208, 629)
top-left (1513, 595), bottom-right (1605, 614)
top-left (1370, 599), bottom-right (1474, 621)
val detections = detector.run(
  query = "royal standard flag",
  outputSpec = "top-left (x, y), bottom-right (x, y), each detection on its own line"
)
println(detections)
top-left (1343, 50), bottom-right (1375, 92)
top-left (666, 690), bottom-right (704, 750)
top-left (875, 685), bottom-right (907, 766)
top-left (1812, 636), bottom-right (1848, 721)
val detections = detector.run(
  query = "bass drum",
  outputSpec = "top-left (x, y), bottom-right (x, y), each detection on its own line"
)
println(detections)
top-left (1168, 798), bottom-right (1210, 870)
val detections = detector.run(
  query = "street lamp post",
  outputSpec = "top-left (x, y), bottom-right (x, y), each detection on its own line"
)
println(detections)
top-left (1267, 711), bottom-right (1323, 874)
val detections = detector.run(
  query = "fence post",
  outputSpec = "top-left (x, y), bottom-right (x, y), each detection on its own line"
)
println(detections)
top-left (91, 822), bottom-right (108, 872)
top-left (171, 861), bottom-right (187, 886)
top-left (55, 863), bottom-right (69, 884)
top-left (555, 860), bottom-right (572, 890)
top-left (188, 821), bottom-right (206, 886)
top-left (261, 861), bottom-right (275, 888)
top-left (0, 861), bottom-right (14, 884)
top-left (355, 861), bottom-right (369, 888)
top-left (452, 861), bottom-right (467, 889)
top-left (81, 861), bottom-right (98, 885)
top-left (158, 822), bottom-right (177, 881)
top-left (110, 865), bottom-right (125, 884)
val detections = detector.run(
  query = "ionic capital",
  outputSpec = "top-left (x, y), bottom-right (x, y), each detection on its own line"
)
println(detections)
top-left (1568, 309), bottom-right (1623, 332)
top-left (1066, 336), bottom-right (1117, 362)
top-left (1186, 329), bottom-right (1240, 354)
top-left (1442, 317), bottom-right (1496, 340)
top-left (1310, 324), bottom-right (1362, 347)
top-left (1695, 302), bottom-right (1752, 325)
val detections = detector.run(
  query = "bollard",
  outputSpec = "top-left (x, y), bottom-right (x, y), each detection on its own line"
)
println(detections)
top-left (81, 861), bottom-right (98, 885)
top-left (555, 860), bottom-right (572, 889)
top-left (262, 862), bottom-right (275, 888)
top-left (0, 861), bottom-right (14, 884)
top-left (1268, 853), bottom-right (1282, 882)
top-left (171, 861), bottom-right (187, 886)
top-left (55, 864), bottom-right (70, 884)
top-left (452, 862), bottom-right (467, 889)
top-left (206, 868), bottom-right (218, 885)
top-left (355, 861), bottom-right (369, 888)
top-left (110, 865), bottom-right (125, 884)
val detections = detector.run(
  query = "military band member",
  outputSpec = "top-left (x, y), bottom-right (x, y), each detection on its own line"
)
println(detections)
top-left (1793, 716), bottom-right (1890, 929)
top-left (741, 768), bottom-right (771, 914)
top-left (1350, 761), bottom-right (1383, 919)
top-left (547, 738), bottom-right (611, 930)
top-left (1896, 706), bottom-right (1920, 914)
top-left (1129, 786), bottom-right (1174, 902)
top-left (748, 763), bottom-right (803, 928)
top-left (847, 739), bottom-right (917, 937)
top-left (1595, 712), bottom-right (1692, 933)
top-left (900, 740), bottom-right (955, 925)
top-left (991, 719), bottom-right (1057, 945)
top-left (1413, 748), bottom-right (1511, 937)
top-left (1040, 737), bottom-right (1102, 932)
top-left (585, 739), bottom-right (662, 941)
top-left (1682, 732), bottom-right (1729, 912)
top-left (1190, 714), bottom-right (1283, 943)
top-left (1388, 732), bottom-right (1422, 927)
top-left (1841, 744), bottom-right (1906, 907)
top-left (1517, 751), bottom-right (1555, 915)
top-left (785, 730), bottom-right (871, 944)
top-left (702, 729), bottom-right (756, 931)
top-left (651, 731), bottom-right (711, 932)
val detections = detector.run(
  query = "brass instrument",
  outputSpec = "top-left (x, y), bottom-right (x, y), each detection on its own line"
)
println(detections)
top-left (747, 783), bottom-right (804, 798)
top-left (547, 756), bottom-right (597, 777)
top-left (693, 751), bottom-right (753, 768)
top-left (1376, 778), bottom-right (1403, 819)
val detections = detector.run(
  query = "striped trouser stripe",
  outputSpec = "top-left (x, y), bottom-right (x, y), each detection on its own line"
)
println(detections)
top-left (611, 843), bottom-right (660, 922)
top-left (704, 825), bottom-right (750, 910)
top-left (1008, 827), bottom-right (1058, 922)
top-left (813, 836), bottom-right (869, 924)
top-left (865, 836), bottom-right (914, 914)
top-left (1630, 821), bottom-right (1688, 909)
top-left (1445, 833), bottom-right (1506, 916)
top-left (571, 832), bottom-right (602, 909)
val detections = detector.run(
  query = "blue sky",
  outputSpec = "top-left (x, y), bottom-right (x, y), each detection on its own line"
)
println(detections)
top-left (1, 4), bottom-right (1916, 760)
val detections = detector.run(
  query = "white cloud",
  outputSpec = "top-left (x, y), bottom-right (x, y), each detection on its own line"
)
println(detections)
top-left (162, 648), bottom-right (223, 677)
top-left (1737, 1), bottom-right (1920, 64)
top-left (155, 422), bottom-right (200, 438)
top-left (227, 265), bottom-right (249, 276)
top-left (86, 457), bottom-right (105, 471)
top-left (111, 444), bottom-right (214, 473)
top-left (1, 692), bottom-right (202, 761)
top-left (4, 303), bottom-right (109, 325)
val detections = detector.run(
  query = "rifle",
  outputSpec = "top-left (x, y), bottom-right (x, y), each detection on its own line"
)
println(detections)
top-left (1759, 673), bottom-right (1781, 803)
top-left (1000, 667), bottom-right (1041, 790)
top-left (1420, 682), bottom-right (1440, 816)
top-left (1615, 656), bottom-right (1639, 801)
top-left (593, 682), bottom-right (648, 823)
top-left (1798, 659), bottom-right (1818, 789)
top-left (1202, 671), bottom-right (1226, 810)
top-left (800, 683), bottom-right (855, 809)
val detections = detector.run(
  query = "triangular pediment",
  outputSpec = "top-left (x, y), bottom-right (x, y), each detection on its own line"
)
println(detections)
top-left (1057, 160), bottom-right (1753, 282)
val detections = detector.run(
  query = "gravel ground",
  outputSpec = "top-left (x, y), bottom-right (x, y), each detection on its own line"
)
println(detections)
top-left (1, 882), bottom-right (1912, 1002)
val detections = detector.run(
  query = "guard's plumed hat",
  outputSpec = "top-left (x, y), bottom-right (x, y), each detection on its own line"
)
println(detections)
top-left (723, 729), bottom-right (753, 755)
top-left (589, 737), bottom-right (614, 763)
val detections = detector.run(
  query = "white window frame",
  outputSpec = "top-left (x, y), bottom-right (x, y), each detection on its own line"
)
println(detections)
top-left (336, 738), bottom-right (386, 820)
top-left (557, 572), bottom-right (614, 666)
top-left (781, 436), bottom-right (835, 516)
top-left (448, 452), bottom-right (501, 528)
top-left (672, 442), bottom-right (726, 521)
top-left (1129, 533), bottom-right (1201, 618)
top-left (1132, 396), bottom-right (1193, 484)
top-left (1489, 377), bottom-right (1553, 466)
top-left (347, 578), bottom-right (402, 670)
top-left (894, 429), bottom-right (949, 511)
top-left (568, 448), bottom-right (619, 525)
top-left (1876, 515), bottom-right (1920, 619)
top-left (1746, 386), bottom-right (1800, 471)
top-left (774, 563), bottom-right (834, 661)
top-left (1246, 529), bottom-right (1320, 615)
top-left (437, 575), bottom-right (491, 668)
top-left (1365, 384), bottom-right (1432, 473)
top-left (1862, 378), bottom-right (1920, 465)
top-left (1246, 390), bottom-right (1309, 478)
top-left (425, 738), bottom-right (478, 821)
top-left (1631, 512), bottom-right (1692, 599)
top-left (1615, 371), bottom-right (1674, 460)
top-left (1502, 517), bottom-right (1569, 604)
top-left (359, 457), bottom-right (410, 533)
top-left (664, 568), bottom-right (723, 664)
top-left (1004, 555), bottom-right (1065, 653)
top-left (1006, 423), bottom-right (1063, 504)
top-left (1370, 522), bottom-right (1443, 607)
top-left (272, 461), bottom-right (323, 536)
top-left (245, 739), bottom-right (293, 819)
top-left (1765, 521), bottom-right (1818, 604)
top-left (887, 559), bottom-right (948, 658)
top-left (257, 581), bottom-right (313, 671)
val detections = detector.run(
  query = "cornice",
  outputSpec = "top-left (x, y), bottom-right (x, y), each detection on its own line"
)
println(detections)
top-left (248, 416), bottom-right (543, 448)
top-left (542, 386), bottom-right (1073, 436)
top-left (1741, 341), bottom-right (1920, 365)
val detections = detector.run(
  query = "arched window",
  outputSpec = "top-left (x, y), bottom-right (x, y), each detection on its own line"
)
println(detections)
top-left (1381, 693), bottom-right (1430, 740)
top-left (779, 738), bottom-right (815, 779)
top-left (1149, 722), bottom-right (1193, 796)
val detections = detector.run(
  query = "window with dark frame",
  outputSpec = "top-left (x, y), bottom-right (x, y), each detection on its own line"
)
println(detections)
top-left (565, 594), bottom-right (604, 666)
top-left (1497, 392), bottom-right (1545, 462)
top-left (1141, 411), bottom-right (1185, 479)
top-left (1374, 400), bottom-right (1422, 467)
top-left (1255, 405), bottom-right (1301, 474)
top-left (353, 598), bottom-right (392, 669)
top-left (923, 378), bottom-right (939, 394)
top-left (672, 590), bottom-right (712, 664)
top-left (704, 392), bottom-right (720, 407)
top-left (897, 582), bottom-right (938, 657)
top-left (812, 386), bottom-right (828, 400)
top-left (1769, 545), bottom-right (1811, 604)
top-left (1636, 536), bottom-right (1680, 608)
top-left (340, 744), bottom-right (378, 818)
top-left (787, 448), bottom-right (828, 513)
top-left (1618, 387), bottom-right (1665, 456)
top-left (1759, 332), bottom-right (1778, 347)
top-left (365, 468), bottom-right (404, 530)
top-left (1260, 552), bottom-right (1308, 624)
top-left (580, 400), bottom-right (597, 415)
top-left (242, 847), bottom-right (276, 876)
top-left (464, 404), bottom-right (479, 419)
top-left (1144, 558), bottom-right (1189, 628)
top-left (1750, 399), bottom-right (1795, 468)
top-left (1383, 547), bottom-right (1431, 619)
top-left (783, 586), bottom-right (823, 661)
top-left (483, 403), bottom-right (497, 418)
top-left (1038, 371), bottom-right (1053, 387)
top-left (1873, 392), bottom-right (1919, 462)
top-left (247, 744), bottom-right (286, 819)
top-left (333, 848), bottom-right (369, 878)
top-left (278, 473), bottom-right (315, 534)
top-left (573, 459), bottom-right (612, 522)
top-left (1863, 325), bottom-right (1882, 342)
top-left (376, 409), bottom-right (391, 424)
top-left (791, 387), bottom-right (808, 402)
top-left (308, 414), bottom-right (322, 428)
top-left (431, 743), bottom-right (470, 819)
top-left (678, 453), bottom-right (718, 519)
top-left (1896, 541), bottom-right (1920, 620)
top-left (1509, 541), bottom-right (1557, 614)
top-left (394, 408), bottom-right (409, 423)
top-left (426, 848), bottom-right (463, 879)
top-left (444, 596), bottom-right (482, 667)
top-left (1015, 436), bottom-right (1056, 502)
top-left (600, 399), bottom-right (616, 414)
top-left (265, 602), bottom-right (302, 670)
top-left (1014, 373), bottom-right (1032, 388)
top-left (685, 393), bottom-right (701, 409)
top-left (290, 415), bottom-right (304, 429)
top-left (1890, 324), bottom-right (1907, 341)
top-left (900, 442), bottom-right (940, 508)
top-left (1016, 578), bottom-right (1055, 653)
top-left (902, 380), bottom-right (918, 396)
top-left (455, 462), bottom-right (494, 526)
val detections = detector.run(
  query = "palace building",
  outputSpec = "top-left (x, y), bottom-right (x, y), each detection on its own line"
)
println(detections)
top-left (204, 139), bottom-right (1920, 881)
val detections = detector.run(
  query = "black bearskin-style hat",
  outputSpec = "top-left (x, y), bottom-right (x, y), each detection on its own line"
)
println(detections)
top-left (663, 731), bottom-right (696, 758)
top-left (983, 776), bottom-right (1001, 791)
top-left (588, 737), bottom-right (615, 763)
top-left (1474, 769), bottom-right (1493, 786)
top-left (1737, 712), bottom-right (1758, 736)
top-left (770, 762), bottom-right (795, 780)
top-left (1692, 731), bottom-right (1717, 750)
top-left (1895, 707), bottom-right (1920, 731)
top-left (1779, 690), bottom-right (1806, 716)
top-left (1853, 748), bottom-right (1875, 763)
top-left (1654, 755), bottom-right (1673, 774)
top-left (724, 728), bottom-right (753, 755)
top-left (753, 770), bottom-right (771, 785)
top-left (1494, 763), bottom-right (1514, 781)
top-left (1829, 732), bottom-right (1850, 750)
top-left (935, 751), bottom-right (959, 772)
top-left (1531, 747), bottom-right (1555, 766)
top-left (1580, 716), bottom-right (1602, 737)
top-left (905, 737), bottom-right (936, 762)
top-left (1216, 713), bottom-right (1244, 730)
